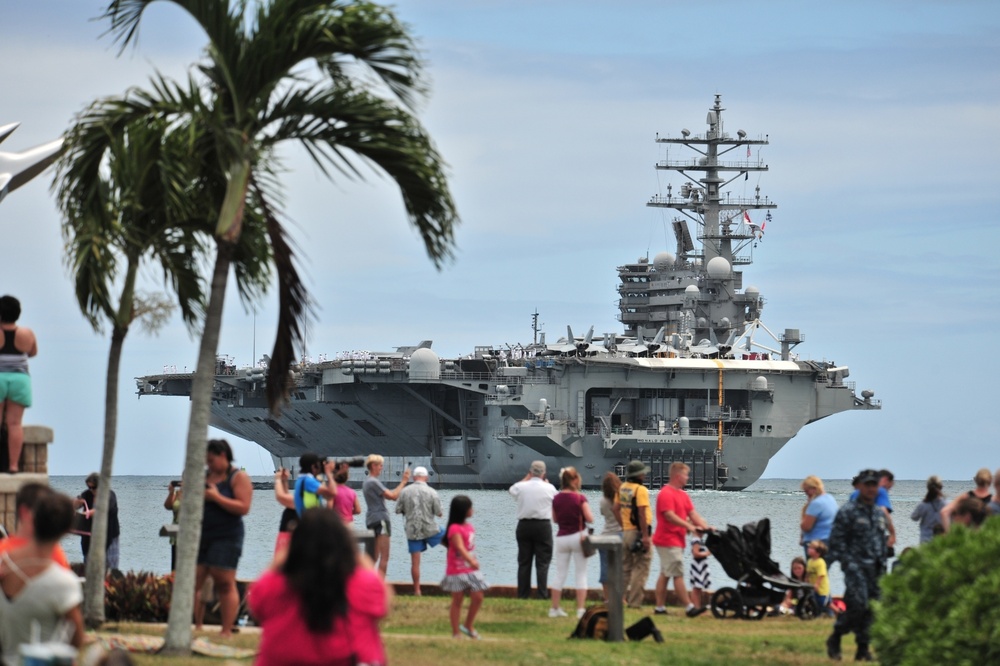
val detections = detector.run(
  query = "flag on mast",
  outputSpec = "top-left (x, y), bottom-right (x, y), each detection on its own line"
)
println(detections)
top-left (747, 145), bottom-right (751, 158)
top-left (743, 210), bottom-right (752, 225)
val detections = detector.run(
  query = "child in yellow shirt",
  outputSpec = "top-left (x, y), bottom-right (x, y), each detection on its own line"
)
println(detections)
top-left (806, 540), bottom-right (831, 615)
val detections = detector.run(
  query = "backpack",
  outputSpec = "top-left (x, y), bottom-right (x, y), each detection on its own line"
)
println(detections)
top-left (569, 604), bottom-right (609, 640)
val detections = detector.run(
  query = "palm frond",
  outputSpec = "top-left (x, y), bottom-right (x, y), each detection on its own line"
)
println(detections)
top-left (259, 83), bottom-right (458, 266)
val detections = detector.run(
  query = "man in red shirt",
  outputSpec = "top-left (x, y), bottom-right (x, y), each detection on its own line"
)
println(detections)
top-left (652, 462), bottom-right (711, 616)
top-left (0, 482), bottom-right (71, 568)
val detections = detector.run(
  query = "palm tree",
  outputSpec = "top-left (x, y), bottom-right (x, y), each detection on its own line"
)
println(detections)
top-left (54, 116), bottom-right (210, 627)
top-left (97, 0), bottom-right (458, 651)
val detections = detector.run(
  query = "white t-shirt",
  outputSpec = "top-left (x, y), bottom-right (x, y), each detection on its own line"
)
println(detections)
top-left (0, 558), bottom-right (82, 666)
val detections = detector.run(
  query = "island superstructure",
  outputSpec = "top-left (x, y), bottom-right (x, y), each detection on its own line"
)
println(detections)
top-left (137, 95), bottom-right (880, 490)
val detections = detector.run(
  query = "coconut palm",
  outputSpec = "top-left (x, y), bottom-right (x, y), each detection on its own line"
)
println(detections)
top-left (54, 115), bottom-right (210, 627)
top-left (98, 0), bottom-right (458, 651)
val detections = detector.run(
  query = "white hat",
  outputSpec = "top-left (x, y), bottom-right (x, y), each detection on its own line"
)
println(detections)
top-left (412, 466), bottom-right (429, 478)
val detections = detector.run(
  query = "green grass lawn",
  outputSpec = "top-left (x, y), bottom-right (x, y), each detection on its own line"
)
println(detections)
top-left (100, 596), bottom-right (858, 665)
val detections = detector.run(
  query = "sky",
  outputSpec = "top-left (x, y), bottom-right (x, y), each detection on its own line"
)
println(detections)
top-left (2, 1), bottom-right (998, 482)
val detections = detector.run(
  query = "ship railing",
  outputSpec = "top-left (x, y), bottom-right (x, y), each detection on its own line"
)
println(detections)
top-left (653, 158), bottom-right (767, 171)
top-left (648, 193), bottom-right (775, 207)
top-left (438, 370), bottom-right (558, 385)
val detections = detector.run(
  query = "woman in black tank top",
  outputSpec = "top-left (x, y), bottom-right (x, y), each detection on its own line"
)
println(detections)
top-left (0, 294), bottom-right (38, 473)
top-left (193, 439), bottom-right (252, 637)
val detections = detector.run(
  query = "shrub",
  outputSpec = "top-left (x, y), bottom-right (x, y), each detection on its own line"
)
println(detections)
top-left (104, 570), bottom-right (173, 622)
top-left (872, 518), bottom-right (1000, 665)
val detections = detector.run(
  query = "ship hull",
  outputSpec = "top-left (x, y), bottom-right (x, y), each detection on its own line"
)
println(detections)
top-left (142, 353), bottom-right (876, 490)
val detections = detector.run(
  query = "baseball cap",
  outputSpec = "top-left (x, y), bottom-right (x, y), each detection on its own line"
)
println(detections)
top-left (412, 466), bottom-right (429, 478)
top-left (856, 469), bottom-right (879, 484)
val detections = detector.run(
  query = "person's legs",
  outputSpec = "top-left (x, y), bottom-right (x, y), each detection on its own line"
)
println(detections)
top-left (81, 535), bottom-right (91, 563)
top-left (654, 573), bottom-right (668, 608)
top-left (515, 521), bottom-right (533, 598)
top-left (2, 401), bottom-right (24, 472)
top-left (466, 590), bottom-right (484, 632)
top-left (621, 530), bottom-right (638, 606)
top-left (450, 592), bottom-right (464, 636)
top-left (410, 550), bottom-right (422, 595)
top-left (535, 524), bottom-right (553, 598)
top-left (375, 535), bottom-right (390, 579)
top-left (194, 564), bottom-right (209, 630)
top-left (571, 541), bottom-right (588, 613)
top-left (551, 534), bottom-right (572, 610)
top-left (212, 567), bottom-right (239, 637)
top-left (106, 536), bottom-right (120, 571)
top-left (673, 575), bottom-right (691, 607)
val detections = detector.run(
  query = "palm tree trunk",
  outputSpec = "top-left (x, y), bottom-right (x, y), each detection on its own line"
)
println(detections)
top-left (163, 242), bottom-right (234, 654)
top-left (82, 324), bottom-right (126, 627)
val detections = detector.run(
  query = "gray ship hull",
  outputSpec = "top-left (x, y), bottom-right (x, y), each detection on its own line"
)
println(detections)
top-left (139, 354), bottom-right (876, 490)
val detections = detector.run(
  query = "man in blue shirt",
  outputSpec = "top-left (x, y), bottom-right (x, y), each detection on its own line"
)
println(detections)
top-left (293, 453), bottom-right (336, 516)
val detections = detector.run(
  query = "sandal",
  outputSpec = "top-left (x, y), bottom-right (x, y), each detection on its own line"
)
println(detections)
top-left (459, 625), bottom-right (481, 640)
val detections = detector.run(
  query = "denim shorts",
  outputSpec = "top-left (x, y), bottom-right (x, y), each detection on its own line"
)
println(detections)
top-left (198, 534), bottom-right (244, 570)
top-left (407, 526), bottom-right (446, 553)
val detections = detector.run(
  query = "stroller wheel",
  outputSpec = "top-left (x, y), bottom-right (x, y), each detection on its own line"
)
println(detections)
top-left (796, 593), bottom-right (820, 621)
top-left (710, 587), bottom-right (744, 619)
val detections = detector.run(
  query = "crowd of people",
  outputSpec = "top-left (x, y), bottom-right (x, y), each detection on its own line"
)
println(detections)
top-left (3, 441), bottom-right (998, 664)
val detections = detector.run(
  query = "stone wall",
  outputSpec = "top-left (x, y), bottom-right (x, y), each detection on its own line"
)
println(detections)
top-left (0, 425), bottom-right (53, 533)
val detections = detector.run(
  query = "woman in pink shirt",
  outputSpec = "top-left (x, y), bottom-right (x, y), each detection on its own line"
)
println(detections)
top-left (332, 463), bottom-right (362, 525)
top-left (249, 509), bottom-right (389, 666)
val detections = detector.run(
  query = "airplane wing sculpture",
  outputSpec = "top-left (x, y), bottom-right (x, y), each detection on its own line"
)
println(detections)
top-left (0, 122), bottom-right (64, 204)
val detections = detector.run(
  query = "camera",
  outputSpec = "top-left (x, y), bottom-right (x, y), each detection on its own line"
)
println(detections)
top-left (328, 456), bottom-right (366, 468)
top-left (630, 538), bottom-right (647, 554)
top-left (170, 480), bottom-right (182, 488)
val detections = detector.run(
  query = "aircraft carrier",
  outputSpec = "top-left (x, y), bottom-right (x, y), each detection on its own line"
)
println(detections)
top-left (136, 95), bottom-right (880, 490)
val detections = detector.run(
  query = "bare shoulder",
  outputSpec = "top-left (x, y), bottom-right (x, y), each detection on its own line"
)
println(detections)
top-left (15, 326), bottom-right (37, 354)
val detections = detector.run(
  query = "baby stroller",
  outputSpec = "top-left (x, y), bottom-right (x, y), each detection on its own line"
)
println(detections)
top-left (704, 518), bottom-right (819, 620)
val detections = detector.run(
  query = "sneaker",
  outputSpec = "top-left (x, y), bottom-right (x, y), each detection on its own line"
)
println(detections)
top-left (685, 606), bottom-right (707, 618)
top-left (854, 646), bottom-right (873, 662)
top-left (576, 608), bottom-right (586, 619)
top-left (654, 608), bottom-right (669, 615)
top-left (548, 607), bottom-right (568, 618)
top-left (459, 625), bottom-right (481, 640)
top-left (826, 633), bottom-right (842, 661)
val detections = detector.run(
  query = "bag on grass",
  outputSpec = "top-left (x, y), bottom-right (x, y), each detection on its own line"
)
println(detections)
top-left (568, 604), bottom-right (609, 640)
top-left (626, 616), bottom-right (664, 643)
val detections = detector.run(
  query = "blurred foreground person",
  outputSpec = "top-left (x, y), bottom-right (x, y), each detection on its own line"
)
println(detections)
top-left (0, 482), bottom-right (70, 568)
top-left (0, 490), bottom-right (84, 665)
top-left (250, 508), bottom-right (389, 666)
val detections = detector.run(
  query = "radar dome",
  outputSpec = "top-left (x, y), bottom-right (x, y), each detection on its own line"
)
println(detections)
top-left (752, 376), bottom-right (769, 390)
top-left (745, 286), bottom-right (760, 300)
top-left (409, 348), bottom-right (441, 380)
top-left (706, 256), bottom-right (732, 279)
top-left (653, 252), bottom-right (675, 269)
top-left (684, 285), bottom-right (700, 296)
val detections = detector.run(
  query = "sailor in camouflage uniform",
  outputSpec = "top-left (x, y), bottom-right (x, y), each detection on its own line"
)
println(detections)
top-left (825, 469), bottom-right (888, 662)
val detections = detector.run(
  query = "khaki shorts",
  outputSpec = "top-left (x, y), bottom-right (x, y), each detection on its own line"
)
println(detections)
top-left (655, 545), bottom-right (684, 578)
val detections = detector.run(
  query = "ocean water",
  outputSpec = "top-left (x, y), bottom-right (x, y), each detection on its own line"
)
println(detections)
top-left (48, 476), bottom-right (949, 596)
